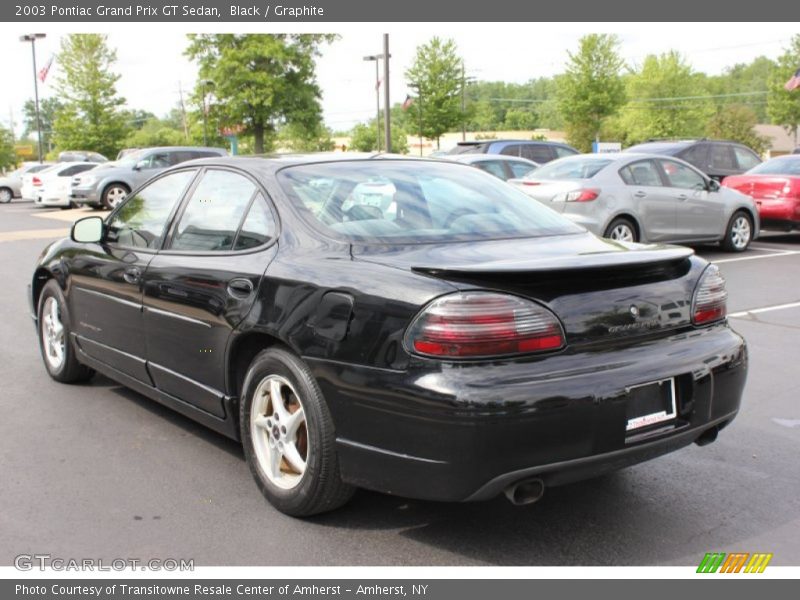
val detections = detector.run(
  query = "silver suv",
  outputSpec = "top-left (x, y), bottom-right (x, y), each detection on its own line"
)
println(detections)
top-left (70, 146), bottom-right (227, 209)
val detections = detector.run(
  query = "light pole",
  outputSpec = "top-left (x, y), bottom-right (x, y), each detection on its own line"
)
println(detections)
top-left (383, 34), bottom-right (391, 153)
top-left (20, 33), bottom-right (46, 163)
top-left (362, 54), bottom-right (383, 152)
top-left (201, 79), bottom-right (215, 146)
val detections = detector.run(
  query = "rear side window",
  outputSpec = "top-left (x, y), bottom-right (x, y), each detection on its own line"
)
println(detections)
top-left (679, 144), bottom-right (708, 168)
top-left (170, 170), bottom-right (257, 252)
top-left (733, 147), bottom-right (761, 170)
top-left (499, 144), bottom-right (522, 157)
top-left (710, 145), bottom-right (736, 170)
top-left (508, 161), bottom-right (536, 178)
top-left (474, 160), bottom-right (507, 179)
top-left (522, 145), bottom-right (555, 164)
top-left (619, 160), bottom-right (663, 187)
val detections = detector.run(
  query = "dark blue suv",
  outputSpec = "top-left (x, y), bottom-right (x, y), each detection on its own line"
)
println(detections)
top-left (448, 139), bottom-right (579, 164)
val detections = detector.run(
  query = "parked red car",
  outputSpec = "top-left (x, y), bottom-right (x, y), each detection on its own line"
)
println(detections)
top-left (723, 155), bottom-right (800, 231)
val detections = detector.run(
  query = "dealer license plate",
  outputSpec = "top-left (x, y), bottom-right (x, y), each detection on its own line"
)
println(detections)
top-left (625, 378), bottom-right (677, 432)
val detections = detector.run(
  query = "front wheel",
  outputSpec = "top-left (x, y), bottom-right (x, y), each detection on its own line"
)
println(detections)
top-left (101, 184), bottom-right (129, 210)
top-left (721, 211), bottom-right (752, 252)
top-left (604, 218), bottom-right (638, 243)
top-left (240, 348), bottom-right (354, 517)
top-left (37, 280), bottom-right (94, 383)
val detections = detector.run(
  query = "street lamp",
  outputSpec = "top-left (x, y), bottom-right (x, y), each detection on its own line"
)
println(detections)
top-left (362, 54), bottom-right (383, 152)
top-left (20, 33), bottom-right (46, 163)
top-left (200, 79), bottom-right (215, 146)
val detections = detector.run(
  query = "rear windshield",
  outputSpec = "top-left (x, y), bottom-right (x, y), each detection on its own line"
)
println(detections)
top-left (747, 157), bottom-right (800, 176)
top-left (525, 156), bottom-right (613, 180)
top-left (277, 160), bottom-right (582, 244)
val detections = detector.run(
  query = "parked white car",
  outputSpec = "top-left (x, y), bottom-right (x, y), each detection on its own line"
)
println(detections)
top-left (31, 163), bottom-right (98, 208)
top-left (0, 163), bottom-right (53, 203)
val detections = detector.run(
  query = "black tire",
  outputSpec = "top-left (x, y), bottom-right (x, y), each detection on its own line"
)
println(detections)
top-left (240, 347), bottom-right (354, 517)
top-left (101, 183), bottom-right (129, 210)
top-left (37, 280), bottom-right (95, 383)
top-left (0, 187), bottom-right (13, 203)
top-left (721, 211), bottom-right (753, 253)
top-left (603, 217), bottom-right (639, 243)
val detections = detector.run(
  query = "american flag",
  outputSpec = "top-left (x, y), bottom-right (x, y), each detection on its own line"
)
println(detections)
top-left (38, 55), bottom-right (54, 83)
top-left (785, 67), bottom-right (800, 92)
top-left (402, 95), bottom-right (414, 111)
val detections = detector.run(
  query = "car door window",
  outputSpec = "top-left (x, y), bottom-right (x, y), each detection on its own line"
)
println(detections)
top-left (140, 152), bottom-right (172, 169)
top-left (170, 169), bottom-right (257, 252)
top-left (474, 160), bottom-right (507, 179)
top-left (709, 145), bottom-right (736, 171)
top-left (58, 164), bottom-right (95, 177)
top-left (679, 144), bottom-right (708, 169)
top-left (733, 147), bottom-right (761, 171)
top-left (106, 170), bottom-right (196, 249)
top-left (522, 145), bottom-right (555, 163)
top-left (499, 144), bottom-right (522, 157)
top-left (660, 160), bottom-right (706, 190)
top-left (620, 160), bottom-right (663, 186)
top-left (233, 194), bottom-right (277, 250)
top-left (508, 161), bottom-right (536, 178)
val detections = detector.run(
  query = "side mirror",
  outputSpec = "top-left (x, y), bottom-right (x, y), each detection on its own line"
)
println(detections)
top-left (71, 216), bottom-right (104, 243)
top-left (707, 179), bottom-right (720, 192)
top-left (133, 160), bottom-right (148, 171)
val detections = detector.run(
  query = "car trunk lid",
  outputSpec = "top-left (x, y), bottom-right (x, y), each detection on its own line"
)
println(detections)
top-left (353, 233), bottom-right (698, 345)
top-left (723, 174), bottom-right (800, 199)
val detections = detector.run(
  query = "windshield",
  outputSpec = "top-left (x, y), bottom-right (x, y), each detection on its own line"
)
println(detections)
top-left (114, 149), bottom-right (150, 167)
top-left (277, 160), bottom-right (582, 244)
top-left (747, 157), bottom-right (800, 176)
top-left (525, 156), bottom-right (613, 180)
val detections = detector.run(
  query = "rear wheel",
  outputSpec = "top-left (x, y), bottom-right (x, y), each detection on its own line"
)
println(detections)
top-left (240, 348), bottom-right (354, 517)
top-left (101, 184), bottom-right (129, 210)
top-left (721, 211), bottom-right (752, 252)
top-left (0, 187), bottom-right (12, 203)
top-left (37, 280), bottom-right (94, 383)
top-left (604, 218), bottom-right (638, 243)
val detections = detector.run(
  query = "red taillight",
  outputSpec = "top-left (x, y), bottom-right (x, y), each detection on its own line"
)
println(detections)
top-left (32, 177), bottom-right (42, 187)
top-left (521, 181), bottom-right (541, 186)
top-left (405, 292), bottom-right (565, 359)
top-left (564, 188), bottom-right (600, 202)
top-left (692, 265), bottom-right (727, 325)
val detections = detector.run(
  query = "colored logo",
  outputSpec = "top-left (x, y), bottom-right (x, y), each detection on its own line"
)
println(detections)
top-left (697, 552), bottom-right (773, 573)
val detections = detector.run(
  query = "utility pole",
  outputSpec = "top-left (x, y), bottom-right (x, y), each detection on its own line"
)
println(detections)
top-left (177, 81), bottom-right (190, 141)
top-left (383, 34), bottom-right (391, 153)
top-left (362, 54), bottom-right (383, 152)
top-left (20, 34), bottom-right (46, 163)
top-left (200, 79), bottom-right (215, 147)
top-left (461, 60), bottom-right (466, 142)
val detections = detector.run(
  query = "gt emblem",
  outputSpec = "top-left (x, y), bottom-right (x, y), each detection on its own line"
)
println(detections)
top-left (630, 305), bottom-right (640, 318)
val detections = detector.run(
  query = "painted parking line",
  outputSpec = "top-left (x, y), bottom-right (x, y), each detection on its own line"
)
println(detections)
top-left (729, 301), bottom-right (800, 319)
top-left (0, 228), bottom-right (69, 243)
top-left (713, 250), bottom-right (800, 264)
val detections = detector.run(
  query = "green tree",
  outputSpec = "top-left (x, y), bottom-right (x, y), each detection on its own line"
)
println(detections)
top-left (185, 34), bottom-right (336, 154)
top-left (405, 37), bottom-right (464, 148)
top-left (124, 117), bottom-right (187, 148)
top-left (619, 51), bottom-right (713, 144)
top-left (22, 97), bottom-right (63, 153)
top-left (349, 120), bottom-right (408, 154)
top-left (0, 126), bottom-right (16, 171)
top-left (278, 122), bottom-right (335, 152)
top-left (557, 34), bottom-right (626, 152)
top-left (705, 104), bottom-right (769, 154)
top-left (51, 34), bottom-right (129, 158)
top-left (708, 56), bottom-right (775, 121)
top-left (121, 108), bottom-right (157, 131)
top-left (767, 35), bottom-right (800, 146)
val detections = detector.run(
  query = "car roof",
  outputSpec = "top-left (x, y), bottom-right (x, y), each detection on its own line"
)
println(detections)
top-left (139, 146), bottom-right (228, 153)
top-left (456, 139), bottom-right (572, 147)
top-left (178, 152), bottom-right (438, 173)
top-left (450, 154), bottom-right (539, 164)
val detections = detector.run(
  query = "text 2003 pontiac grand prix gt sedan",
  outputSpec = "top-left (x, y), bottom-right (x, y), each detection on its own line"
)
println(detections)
top-left (29, 155), bottom-right (747, 516)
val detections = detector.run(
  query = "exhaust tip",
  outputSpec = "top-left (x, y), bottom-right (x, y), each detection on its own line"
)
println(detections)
top-left (695, 426), bottom-right (719, 447)
top-left (504, 478), bottom-right (545, 506)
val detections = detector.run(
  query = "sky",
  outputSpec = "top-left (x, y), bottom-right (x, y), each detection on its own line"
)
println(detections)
top-left (1, 22), bottom-right (798, 138)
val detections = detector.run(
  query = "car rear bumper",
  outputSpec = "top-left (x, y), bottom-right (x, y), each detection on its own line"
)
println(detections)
top-left (307, 324), bottom-right (747, 502)
top-left (757, 197), bottom-right (800, 228)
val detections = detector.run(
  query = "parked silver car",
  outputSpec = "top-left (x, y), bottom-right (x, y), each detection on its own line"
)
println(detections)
top-left (447, 154), bottom-right (539, 181)
top-left (509, 153), bottom-right (759, 252)
top-left (70, 146), bottom-right (227, 209)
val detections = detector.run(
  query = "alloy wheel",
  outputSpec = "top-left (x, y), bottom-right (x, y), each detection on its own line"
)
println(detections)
top-left (105, 186), bottom-right (127, 208)
top-left (608, 223), bottom-right (635, 242)
top-left (41, 296), bottom-right (65, 370)
top-left (250, 375), bottom-right (308, 490)
top-left (0, 188), bottom-right (12, 203)
top-left (730, 215), bottom-right (751, 250)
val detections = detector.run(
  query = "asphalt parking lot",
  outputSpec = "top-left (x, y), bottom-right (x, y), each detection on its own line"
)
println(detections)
top-left (1, 201), bottom-right (798, 567)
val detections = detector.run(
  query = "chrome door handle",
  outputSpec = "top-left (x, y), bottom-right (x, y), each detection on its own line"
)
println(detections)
top-left (227, 278), bottom-right (254, 297)
top-left (677, 194), bottom-right (688, 201)
top-left (634, 191), bottom-right (646, 198)
top-left (123, 267), bottom-right (141, 284)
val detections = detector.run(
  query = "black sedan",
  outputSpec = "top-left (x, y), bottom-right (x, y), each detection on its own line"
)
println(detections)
top-left (30, 155), bottom-right (747, 516)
